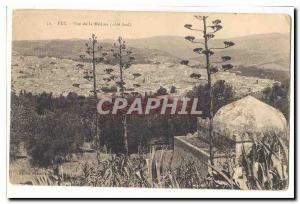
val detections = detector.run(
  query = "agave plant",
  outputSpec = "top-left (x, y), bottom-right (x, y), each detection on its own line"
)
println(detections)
top-left (31, 165), bottom-right (72, 186)
top-left (207, 132), bottom-right (288, 190)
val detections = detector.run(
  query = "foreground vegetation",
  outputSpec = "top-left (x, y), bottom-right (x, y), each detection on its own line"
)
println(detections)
top-left (10, 80), bottom-right (235, 166)
top-left (10, 65), bottom-right (288, 190)
top-left (10, 131), bottom-right (288, 190)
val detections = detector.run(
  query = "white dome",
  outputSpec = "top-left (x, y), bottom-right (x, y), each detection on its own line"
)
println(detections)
top-left (213, 96), bottom-right (288, 141)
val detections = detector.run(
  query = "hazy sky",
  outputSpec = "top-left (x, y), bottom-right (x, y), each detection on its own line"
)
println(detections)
top-left (12, 10), bottom-right (291, 41)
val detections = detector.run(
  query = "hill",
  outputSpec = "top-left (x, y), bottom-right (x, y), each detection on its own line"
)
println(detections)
top-left (13, 33), bottom-right (291, 73)
top-left (12, 40), bottom-right (181, 65)
top-left (122, 33), bottom-right (290, 71)
top-left (12, 33), bottom-right (290, 81)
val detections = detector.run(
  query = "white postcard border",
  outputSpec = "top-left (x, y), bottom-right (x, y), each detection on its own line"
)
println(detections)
top-left (5, 4), bottom-right (295, 199)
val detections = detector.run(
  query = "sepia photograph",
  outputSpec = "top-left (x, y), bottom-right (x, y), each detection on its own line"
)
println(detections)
top-left (7, 8), bottom-right (294, 197)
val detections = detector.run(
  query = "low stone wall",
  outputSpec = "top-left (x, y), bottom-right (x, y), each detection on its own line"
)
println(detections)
top-left (172, 135), bottom-right (237, 178)
top-left (172, 135), bottom-right (210, 178)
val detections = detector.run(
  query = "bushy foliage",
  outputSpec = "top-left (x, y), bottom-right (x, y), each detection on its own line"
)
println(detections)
top-left (155, 86), bottom-right (168, 96)
top-left (170, 86), bottom-right (177, 94)
top-left (10, 91), bottom-right (93, 166)
top-left (10, 91), bottom-right (197, 166)
top-left (10, 91), bottom-right (36, 160)
top-left (29, 111), bottom-right (88, 166)
top-left (10, 81), bottom-right (233, 166)
top-left (185, 80), bottom-right (235, 118)
top-left (262, 79), bottom-right (289, 120)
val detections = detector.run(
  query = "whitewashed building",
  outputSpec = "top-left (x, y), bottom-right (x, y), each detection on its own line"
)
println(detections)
top-left (173, 96), bottom-right (288, 175)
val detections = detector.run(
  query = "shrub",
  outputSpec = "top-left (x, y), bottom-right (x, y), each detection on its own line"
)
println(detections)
top-left (10, 91), bottom-right (197, 163)
top-left (155, 86), bottom-right (168, 96)
top-left (262, 79), bottom-right (289, 120)
top-left (29, 111), bottom-right (87, 167)
top-left (185, 80), bottom-right (235, 118)
top-left (170, 86), bottom-right (177, 93)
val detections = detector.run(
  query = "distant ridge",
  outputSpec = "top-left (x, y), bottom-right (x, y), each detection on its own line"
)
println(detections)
top-left (13, 33), bottom-right (290, 71)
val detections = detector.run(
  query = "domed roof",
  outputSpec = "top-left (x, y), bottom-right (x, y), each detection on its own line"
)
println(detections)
top-left (213, 96), bottom-right (288, 141)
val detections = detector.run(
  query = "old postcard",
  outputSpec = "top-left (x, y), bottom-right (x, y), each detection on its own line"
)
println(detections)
top-left (8, 8), bottom-right (294, 198)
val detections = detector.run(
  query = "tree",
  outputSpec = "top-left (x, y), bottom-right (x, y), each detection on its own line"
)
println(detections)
top-left (10, 91), bottom-right (36, 160)
top-left (79, 34), bottom-right (109, 151)
top-left (108, 36), bottom-right (137, 154)
top-left (80, 34), bottom-right (108, 98)
top-left (29, 110), bottom-right (87, 167)
top-left (185, 81), bottom-right (235, 117)
top-left (213, 80), bottom-right (235, 111)
top-left (262, 80), bottom-right (289, 120)
top-left (184, 16), bottom-right (235, 165)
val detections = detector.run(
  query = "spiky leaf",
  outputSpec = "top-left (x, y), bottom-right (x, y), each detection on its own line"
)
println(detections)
top-left (206, 33), bottom-right (215, 39)
top-left (185, 36), bottom-right (195, 42)
top-left (193, 48), bottom-right (203, 54)
top-left (211, 25), bottom-right (223, 32)
top-left (224, 41), bottom-right (235, 48)
top-left (184, 24), bottom-right (193, 29)
top-left (202, 50), bottom-right (214, 56)
top-left (212, 19), bottom-right (222, 25)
